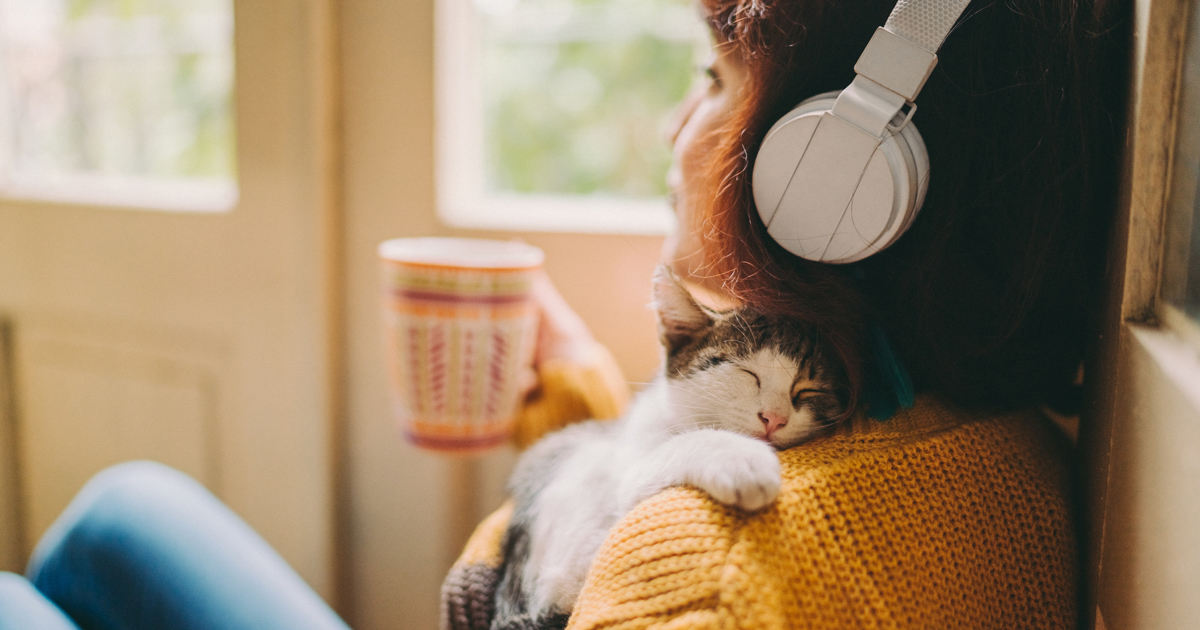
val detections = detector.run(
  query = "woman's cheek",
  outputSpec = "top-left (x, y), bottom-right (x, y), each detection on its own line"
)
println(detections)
top-left (673, 100), bottom-right (721, 174)
top-left (664, 97), bottom-right (731, 281)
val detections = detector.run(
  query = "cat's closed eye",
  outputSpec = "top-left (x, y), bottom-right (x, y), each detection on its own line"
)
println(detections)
top-left (791, 387), bottom-right (832, 407)
top-left (740, 368), bottom-right (760, 387)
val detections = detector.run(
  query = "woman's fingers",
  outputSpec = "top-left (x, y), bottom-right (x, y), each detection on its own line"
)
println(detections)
top-left (519, 365), bottom-right (540, 400)
top-left (530, 270), bottom-right (595, 366)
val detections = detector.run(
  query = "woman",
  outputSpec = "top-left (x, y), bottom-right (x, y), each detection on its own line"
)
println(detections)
top-left (663, 0), bottom-right (1124, 419)
top-left (447, 0), bottom-right (1127, 628)
top-left (1, 0), bottom-right (1124, 627)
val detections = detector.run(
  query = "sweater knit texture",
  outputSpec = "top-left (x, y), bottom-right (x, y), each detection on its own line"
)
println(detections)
top-left (443, 357), bottom-right (1078, 630)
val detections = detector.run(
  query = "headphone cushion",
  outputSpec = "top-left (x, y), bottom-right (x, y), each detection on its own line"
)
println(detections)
top-left (752, 92), bottom-right (929, 263)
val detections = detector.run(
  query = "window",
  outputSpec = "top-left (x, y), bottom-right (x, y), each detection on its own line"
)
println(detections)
top-left (1163, 0), bottom-right (1200, 344)
top-left (436, 0), bottom-right (707, 233)
top-left (0, 0), bottom-right (236, 212)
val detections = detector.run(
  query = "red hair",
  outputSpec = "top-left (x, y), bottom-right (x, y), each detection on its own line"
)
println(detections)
top-left (691, 0), bottom-right (1127, 414)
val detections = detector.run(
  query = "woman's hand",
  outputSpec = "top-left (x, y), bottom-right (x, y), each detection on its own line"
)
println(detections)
top-left (511, 270), bottom-right (627, 447)
top-left (520, 270), bottom-right (597, 397)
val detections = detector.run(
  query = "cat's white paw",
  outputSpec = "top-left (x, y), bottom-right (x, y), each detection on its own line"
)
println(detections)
top-left (661, 430), bottom-right (782, 512)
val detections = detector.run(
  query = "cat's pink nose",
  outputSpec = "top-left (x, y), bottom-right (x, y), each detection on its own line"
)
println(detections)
top-left (758, 411), bottom-right (788, 439)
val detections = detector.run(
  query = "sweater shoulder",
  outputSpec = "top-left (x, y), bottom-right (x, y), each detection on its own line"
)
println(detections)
top-left (568, 398), bottom-right (1077, 630)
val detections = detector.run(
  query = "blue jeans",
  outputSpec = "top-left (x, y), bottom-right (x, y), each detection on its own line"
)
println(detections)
top-left (0, 461), bottom-right (350, 630)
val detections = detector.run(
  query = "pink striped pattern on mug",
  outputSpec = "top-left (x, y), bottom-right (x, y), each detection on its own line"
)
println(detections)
top-left (380, 240), bottom-right (541, 454)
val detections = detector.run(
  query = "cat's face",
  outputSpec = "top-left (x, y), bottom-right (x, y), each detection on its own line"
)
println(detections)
top-left (653, 267), bottom-right (846, 450)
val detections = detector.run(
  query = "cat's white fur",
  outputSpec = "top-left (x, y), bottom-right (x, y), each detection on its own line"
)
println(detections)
top-left (522, 343), bottom-right (824, 615)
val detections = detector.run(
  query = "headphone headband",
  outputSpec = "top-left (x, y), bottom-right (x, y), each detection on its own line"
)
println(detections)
top-left (885, 0), bottom-right (972, 53)
top-left (751, 0), bottom-right (971, 263)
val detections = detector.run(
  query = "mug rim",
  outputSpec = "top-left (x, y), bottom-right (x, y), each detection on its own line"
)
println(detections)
top-left (378, 237), bottom-right (544, 271)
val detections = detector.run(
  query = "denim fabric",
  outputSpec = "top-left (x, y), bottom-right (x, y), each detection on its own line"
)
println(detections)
top-left (0, 572), bottom-right (81, 630)
top-left (9, 461), bottom-right (350, 630)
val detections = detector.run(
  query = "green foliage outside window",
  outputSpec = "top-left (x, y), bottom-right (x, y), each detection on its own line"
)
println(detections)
top-left (0, 0), bottom-right (235, 182)
top-left (480, 0), bottom-right (706, 198)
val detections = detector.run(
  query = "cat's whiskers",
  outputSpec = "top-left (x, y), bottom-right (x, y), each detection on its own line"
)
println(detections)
top-left (671, 370), bottom-right (737, 393)
top-left (668, 381), bottom-right (731, 407)
top-left (666, 399), bottom-right (733, 410)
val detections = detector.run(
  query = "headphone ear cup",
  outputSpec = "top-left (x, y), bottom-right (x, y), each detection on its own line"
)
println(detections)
top-left (859, 113), bottom-right (929, 256)
top-left (896, 119), bottom-right (930, 235)
top-left (752, 92), bottom-right (930, 263)
top-left (878, 117), bottom-right (931, 250)
top-left (751, 92), bottom-right (840, 229)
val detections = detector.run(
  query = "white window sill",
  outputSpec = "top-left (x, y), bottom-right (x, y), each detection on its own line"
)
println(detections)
top-left (439, 194), bottom-right (675, 235)
top-left (0, 173), bottom-right (237, 213)
top-left (1131, 320), bottom-right (1200, 414)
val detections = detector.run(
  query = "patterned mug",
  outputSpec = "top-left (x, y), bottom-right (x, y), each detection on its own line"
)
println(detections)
top-left (379, 238), bottom-right (543, 453)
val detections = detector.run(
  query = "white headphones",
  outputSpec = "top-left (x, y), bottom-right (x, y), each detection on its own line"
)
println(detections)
top-left (751, 0), bottom-right (972, 263)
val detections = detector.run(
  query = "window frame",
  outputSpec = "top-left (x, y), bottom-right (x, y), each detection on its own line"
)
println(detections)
top-left (0, 0), bottom-right (239, 213)
top-left (1084, 0), bottom-right (1200, 623)
top-left (433, 0), bottom-right (677, 235)
top-left (0, 172), bottom-right (237, 213)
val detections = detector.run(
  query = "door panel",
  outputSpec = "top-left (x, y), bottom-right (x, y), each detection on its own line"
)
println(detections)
top-left (16, 316), bottom-right (224, 553)
top-left (0, 319), bottom-right (20, 572)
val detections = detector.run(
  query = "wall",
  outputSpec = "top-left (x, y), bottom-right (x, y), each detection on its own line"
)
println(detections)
top-left (337, 0), bottom-right (664, 627)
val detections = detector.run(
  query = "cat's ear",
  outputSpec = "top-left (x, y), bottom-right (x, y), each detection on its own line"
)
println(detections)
top-left (653, 265), bottom-right (713, 352)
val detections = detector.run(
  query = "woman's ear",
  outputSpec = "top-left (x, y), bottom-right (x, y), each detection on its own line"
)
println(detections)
top-left (652, 265), bottom-right (713, 353)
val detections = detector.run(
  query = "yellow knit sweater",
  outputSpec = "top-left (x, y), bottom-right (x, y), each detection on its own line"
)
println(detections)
top-left (443, 349), bottom-right (1078, 630)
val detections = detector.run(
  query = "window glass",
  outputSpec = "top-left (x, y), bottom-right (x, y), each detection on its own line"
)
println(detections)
top-left (478, 0), bottom-right (706, 198)
top-left (0, 0), bottom-right (236, 209)
top-left (1164, 0), bottom-right (1200, 323)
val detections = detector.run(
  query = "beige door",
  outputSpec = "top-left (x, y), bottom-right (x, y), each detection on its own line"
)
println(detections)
top-left (0, 0), bottom-right (340, 601)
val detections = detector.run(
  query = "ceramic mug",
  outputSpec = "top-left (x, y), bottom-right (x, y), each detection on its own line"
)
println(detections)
top-left (379, 237), bottom-right (543, 453)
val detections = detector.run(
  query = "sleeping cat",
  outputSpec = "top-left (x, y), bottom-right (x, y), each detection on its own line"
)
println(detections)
top-left (491, 266), bottom-right (846, 630)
